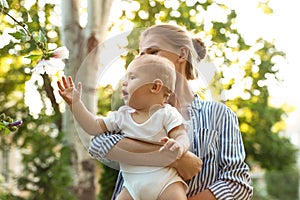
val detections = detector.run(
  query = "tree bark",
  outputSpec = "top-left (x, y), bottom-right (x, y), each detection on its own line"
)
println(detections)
top-left (60, 0), bottom-right (114, 199)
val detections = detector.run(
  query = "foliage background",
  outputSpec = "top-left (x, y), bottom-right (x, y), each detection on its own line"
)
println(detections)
top-left (1, 0), bottom-right (299, 199)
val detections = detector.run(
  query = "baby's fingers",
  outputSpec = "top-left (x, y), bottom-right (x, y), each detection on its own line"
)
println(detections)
top-left (169, 143), bottom-right (179, 152)
top-left (61, 76), bottom-right (69, 88)
top-left (159, 136), bottom-right (169, 143)
top-left (77, 82), bottom-right (82, 95)
top-left (57, 80), bottom-right (64, 91)
top-left (163, 139), bottom-right (177, 151)
top-left (159, 137), bottom-right (170, 152)
top-left (68, 76), bottom-right (74, 87)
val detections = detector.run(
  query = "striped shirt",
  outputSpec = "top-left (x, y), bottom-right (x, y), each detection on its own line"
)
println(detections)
top-left (89, 95), bottom-right (253, 199)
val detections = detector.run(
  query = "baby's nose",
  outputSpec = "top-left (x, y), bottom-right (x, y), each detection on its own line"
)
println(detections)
top-left (122, 80), bottom-right (128, 86)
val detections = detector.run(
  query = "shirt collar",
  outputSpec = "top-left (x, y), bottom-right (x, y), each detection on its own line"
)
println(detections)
top-left (188, 94), bottom-right (204, 111)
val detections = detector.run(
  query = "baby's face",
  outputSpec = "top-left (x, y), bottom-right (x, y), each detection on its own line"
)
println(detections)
top-left (121, 55), bottom-right (176, 108)
top-left (121, 63), bottom-right (154, 106)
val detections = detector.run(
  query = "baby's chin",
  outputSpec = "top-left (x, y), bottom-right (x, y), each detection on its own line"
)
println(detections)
top-left (123, 99), bottom-right (129, 105)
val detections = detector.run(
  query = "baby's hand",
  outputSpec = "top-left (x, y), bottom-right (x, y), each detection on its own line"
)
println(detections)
top-left (57, 76), bottom-right (82, 106)
top-left (159, 136), bottom-right (184, 159)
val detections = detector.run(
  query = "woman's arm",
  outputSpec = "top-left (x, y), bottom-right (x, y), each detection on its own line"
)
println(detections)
top-left (106, 137), bottom-right (178, 166)
top-left (106, 137), bottom-right (202, 180)
top-left (206, 105), bottom-right (253, 200)
top-left (89, 133), bottom-right (202, 180)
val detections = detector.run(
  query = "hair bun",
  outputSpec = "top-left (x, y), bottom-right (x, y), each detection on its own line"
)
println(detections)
top-left (192, 38), bottom-right (206, 61)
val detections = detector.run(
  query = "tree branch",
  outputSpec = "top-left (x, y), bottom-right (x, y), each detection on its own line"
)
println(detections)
top-left (42, 74), bottom-right (62, 130)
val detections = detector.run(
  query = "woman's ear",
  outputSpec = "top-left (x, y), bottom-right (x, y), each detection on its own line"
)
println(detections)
top-left (151, 79), bottom-right (163, 93)
top-left (178, 47), bottom-right (189, 63)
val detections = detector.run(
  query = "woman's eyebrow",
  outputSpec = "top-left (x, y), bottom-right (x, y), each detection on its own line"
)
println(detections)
top-left (140, 46), bottom-right (160, 52)
top-left (126, 71), bottom-right (134, 77)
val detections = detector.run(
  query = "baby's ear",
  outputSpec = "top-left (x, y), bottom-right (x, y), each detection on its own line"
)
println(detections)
top-left (151, 79), bottom-right (163, 93)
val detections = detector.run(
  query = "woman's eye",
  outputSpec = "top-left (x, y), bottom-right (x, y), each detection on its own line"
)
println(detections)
top-left (129, 75), bottom-right (135, 80)
top-left (149, 49), bottom-right (159, 55)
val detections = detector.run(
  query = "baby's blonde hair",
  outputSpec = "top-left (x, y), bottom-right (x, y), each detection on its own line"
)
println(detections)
top-left (129, 54), bottom-right (176, 92)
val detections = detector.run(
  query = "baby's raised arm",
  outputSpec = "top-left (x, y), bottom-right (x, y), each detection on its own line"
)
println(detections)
top-left (57, 76), bottom-right (107, 135)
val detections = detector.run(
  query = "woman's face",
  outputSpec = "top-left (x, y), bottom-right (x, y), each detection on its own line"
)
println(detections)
top-left (139, 33), bottom-right (180, 71)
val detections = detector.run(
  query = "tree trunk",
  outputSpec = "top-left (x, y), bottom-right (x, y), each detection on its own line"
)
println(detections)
top-left (60, 0), bottom-right (113, 199)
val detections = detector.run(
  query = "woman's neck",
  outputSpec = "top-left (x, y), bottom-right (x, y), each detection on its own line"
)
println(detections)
top-left (172, 74), bottom-right (194, 120)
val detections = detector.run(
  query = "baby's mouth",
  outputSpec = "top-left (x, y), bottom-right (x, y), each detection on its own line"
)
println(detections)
top-left (122, 90), bottom-right (128, 99)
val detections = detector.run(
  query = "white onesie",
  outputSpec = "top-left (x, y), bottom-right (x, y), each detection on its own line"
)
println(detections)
top-left (102, 104), bottom-right (188, 200)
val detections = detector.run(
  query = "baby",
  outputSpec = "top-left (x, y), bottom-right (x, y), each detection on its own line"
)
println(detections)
top-left (57, 54), bottom-right (190, 200)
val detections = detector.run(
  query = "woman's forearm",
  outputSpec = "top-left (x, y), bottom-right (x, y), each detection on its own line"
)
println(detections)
top-left (106, 138), bottom-right (178, 166)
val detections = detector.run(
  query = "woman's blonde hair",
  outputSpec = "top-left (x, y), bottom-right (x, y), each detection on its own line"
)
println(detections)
top-left (140, 24), bottom-right (206, 80)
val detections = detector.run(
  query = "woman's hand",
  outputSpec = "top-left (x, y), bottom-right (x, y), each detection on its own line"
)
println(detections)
top-left (170, 151), bottom-right (202, 181)
top-left (57, 76), bottom-right (82, 106)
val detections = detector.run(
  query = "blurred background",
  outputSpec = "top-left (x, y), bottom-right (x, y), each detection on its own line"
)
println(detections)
top-left (1, 0), bottom-right (300, 199)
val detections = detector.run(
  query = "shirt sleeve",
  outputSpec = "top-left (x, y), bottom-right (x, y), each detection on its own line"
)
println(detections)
top-left (88, 131), bottom-right (124, 163)
top-left (164, 104), bottom-right (185, 132)
top-left (102, 110), bottom-right (123, 132)
top-left (208, 105), bottom-right (253, 200)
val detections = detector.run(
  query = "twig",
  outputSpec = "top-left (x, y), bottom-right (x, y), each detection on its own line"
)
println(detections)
top-left (1, 8), bottom-right (46, 55)
top-left (1, 9), bottom-right (32, 36)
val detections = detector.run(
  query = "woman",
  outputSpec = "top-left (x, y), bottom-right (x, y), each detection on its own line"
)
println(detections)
top-left (89, 24), bottom-right (253, 200)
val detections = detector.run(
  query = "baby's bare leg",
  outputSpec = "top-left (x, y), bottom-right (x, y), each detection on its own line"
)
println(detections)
top-left (116, 187), bottom-right (133, 200)
top-left (159, 182), bottom-right (187, 200)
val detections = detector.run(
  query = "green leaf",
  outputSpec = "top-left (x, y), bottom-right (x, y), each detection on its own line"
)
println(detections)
top-left (38, 30), bottom-right (47, 51)
top-left (26, 21), bottom-right (39, 33)
top-left (19, 29), bottom-right (28, 42)
top-left (5, 127), bottom-right (10, 134)
top-left (25, 54), bottom-right (42, 61)
top-left (9, 32), bottom-right (22, 40)
top-left (39, 30), bottom-right (47, 44)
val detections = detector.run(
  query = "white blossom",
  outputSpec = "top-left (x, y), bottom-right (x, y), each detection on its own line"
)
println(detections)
top-left (31, 46), bottom-right (69, 75)
top-left (52, 46), bottom-right (69, 59)
top-left (32, 58), bottom-right (65, 75)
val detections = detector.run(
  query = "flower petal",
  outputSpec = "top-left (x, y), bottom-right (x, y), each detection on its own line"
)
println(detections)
top-left (32, 59), bottom-right (47, 75)
top-left (52, 46), bottom-right (69, 59)
top-left (44, 59), bottom-right (65, 75)
top-left (10, 120), bottom-right (23, 127)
